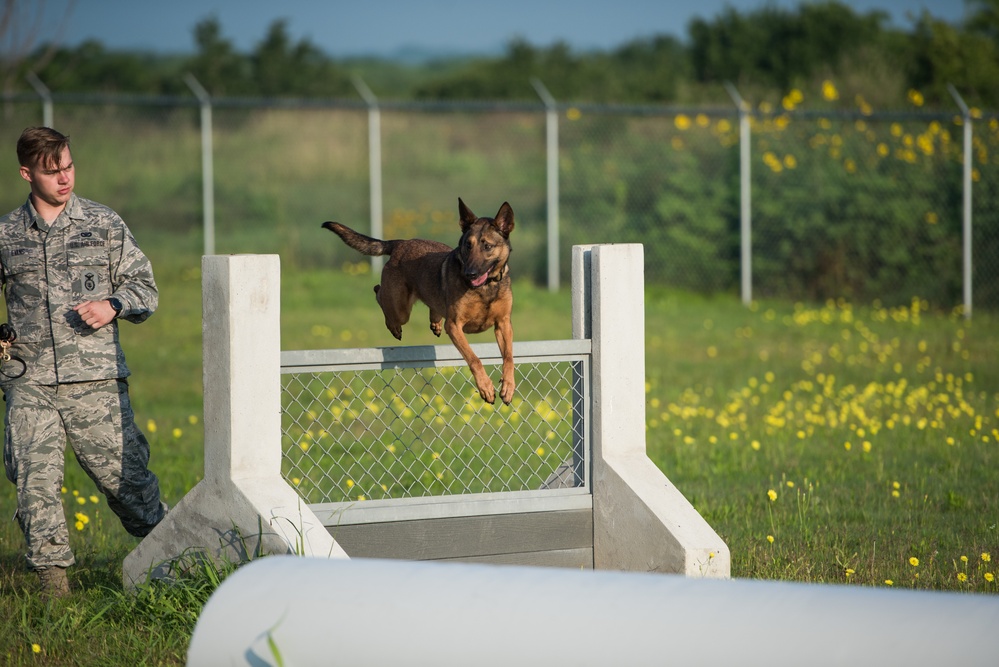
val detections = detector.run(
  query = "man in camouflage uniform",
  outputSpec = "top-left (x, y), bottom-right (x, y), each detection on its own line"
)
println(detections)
top-left (1, 127), bottom-right (166, 597)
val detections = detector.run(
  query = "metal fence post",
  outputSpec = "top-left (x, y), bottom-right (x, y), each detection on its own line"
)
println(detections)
top-left (948, 84), bottom-right (973, 320)
top-left (531, 78), bottom-right (560, 292)
top-left (25, 72), bottom-right (53, 128)
top-left (571, 245), bottom-right (595, 489)
top-left (353, 76), bottom-right (384, 275)
top-left (184, 74), bottom-right (216, 256)
top-left (725, 82), bottom-right (752, 306)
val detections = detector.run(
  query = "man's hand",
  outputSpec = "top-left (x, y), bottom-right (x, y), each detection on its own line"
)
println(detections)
top-left (73, 300), bottom-right (117, 330)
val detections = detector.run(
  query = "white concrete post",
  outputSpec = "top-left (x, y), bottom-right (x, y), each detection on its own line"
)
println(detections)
top-left (123, 255), bottom-right (346, 588)
top-left (584, 244), bottom-right (730, 576)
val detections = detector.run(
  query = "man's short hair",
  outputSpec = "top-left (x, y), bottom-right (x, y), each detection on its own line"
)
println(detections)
top-left (17, 127), bottom-right (71, 170)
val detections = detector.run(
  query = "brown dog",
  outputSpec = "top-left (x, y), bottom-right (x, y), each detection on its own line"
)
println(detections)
top-left (322, 199), bottom-right (515, 405)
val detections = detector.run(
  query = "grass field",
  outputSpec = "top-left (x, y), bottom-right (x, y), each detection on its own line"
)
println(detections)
top-left (0, 242), bottom-right (996, 664)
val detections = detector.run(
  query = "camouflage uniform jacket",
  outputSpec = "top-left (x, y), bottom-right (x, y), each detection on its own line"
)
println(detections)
top-left (0, 194), bottom-right (157, 385)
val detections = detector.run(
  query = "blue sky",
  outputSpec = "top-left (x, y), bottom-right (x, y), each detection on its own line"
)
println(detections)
top-left (28, 1), bottom-right (969, 58)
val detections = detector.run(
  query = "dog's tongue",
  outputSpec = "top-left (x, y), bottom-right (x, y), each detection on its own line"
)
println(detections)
top-left (471, 272), bottom-right (490, 287)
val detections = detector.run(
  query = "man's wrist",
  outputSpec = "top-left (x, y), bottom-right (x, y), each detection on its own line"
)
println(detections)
top-left (107, 297), bottom-right (123, 317)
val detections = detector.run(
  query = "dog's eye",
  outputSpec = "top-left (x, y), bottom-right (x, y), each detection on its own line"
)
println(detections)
top-left (482, 242), bottom-right (493, 251)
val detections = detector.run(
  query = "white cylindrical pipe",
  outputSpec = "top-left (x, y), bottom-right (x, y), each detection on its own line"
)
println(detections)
top-left (188, 556), bottom-right (999, 667)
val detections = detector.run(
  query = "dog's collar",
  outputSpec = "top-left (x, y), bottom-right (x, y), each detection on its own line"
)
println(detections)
top-left (477, 262), bottom-right (508, 286)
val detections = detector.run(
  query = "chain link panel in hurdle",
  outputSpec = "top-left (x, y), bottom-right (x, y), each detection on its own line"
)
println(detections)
top-left (280, 341), bottom-right (590, 505)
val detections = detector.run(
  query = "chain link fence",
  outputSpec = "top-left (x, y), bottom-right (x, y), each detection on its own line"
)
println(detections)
top-left (2, 92), bottom-right (997, 309)
top-left (280, 342), bottom-right (589, 504)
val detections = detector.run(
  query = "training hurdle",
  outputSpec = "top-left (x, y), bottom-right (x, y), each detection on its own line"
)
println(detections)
top-left (124, 244), bottom-right (729, 587)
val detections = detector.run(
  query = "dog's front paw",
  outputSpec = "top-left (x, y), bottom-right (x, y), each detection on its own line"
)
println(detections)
top-left (499, 379), bottom-right (515, 405)
top-left (475, 379), bottom-right (496, 404)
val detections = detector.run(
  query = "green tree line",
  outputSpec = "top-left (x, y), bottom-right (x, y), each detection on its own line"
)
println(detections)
top-left (3, 1), bottom-right (998, 108)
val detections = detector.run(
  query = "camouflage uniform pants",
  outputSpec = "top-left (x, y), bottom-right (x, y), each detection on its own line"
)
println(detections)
top-left (3, 379), bottom-right (165, 570)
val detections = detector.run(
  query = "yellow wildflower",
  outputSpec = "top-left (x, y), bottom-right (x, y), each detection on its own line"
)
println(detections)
top-left (985, 573), bottom-right (994, 583)
top-left (767, 535), bottom-right (774, 543)
top-left (821, 80), bottom-right (838, 101)
top-left (909, 557), bottom-right (919, 567)
top-left (957, 572), bottom-right (968, 582)
top-left (983, 552), bottom-right (992, 563)
top-left (884, 579), bottom-right (894, 586)
top-left (767, 489), bottom-right (778, 502)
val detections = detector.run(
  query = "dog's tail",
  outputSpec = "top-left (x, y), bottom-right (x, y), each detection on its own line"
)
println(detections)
top-left (322, 221), bottom-right (397, 256)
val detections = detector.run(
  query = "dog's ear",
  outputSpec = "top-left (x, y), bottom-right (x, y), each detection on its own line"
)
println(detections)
top-left (493, 202), bottom-right (515, 238)
top-left (458, 198), bottom-right (478, 231)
